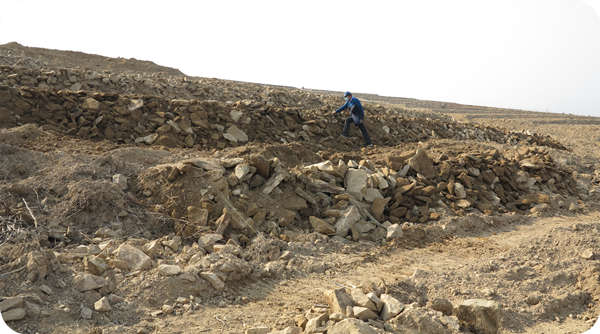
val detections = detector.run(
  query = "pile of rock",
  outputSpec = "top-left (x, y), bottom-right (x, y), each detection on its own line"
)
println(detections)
top-left (135, 145), bottom-right (577, 248)
top-left (247, 287), bottom-right (502, 334)
top-left (0, 83), bottom-right (566, 151)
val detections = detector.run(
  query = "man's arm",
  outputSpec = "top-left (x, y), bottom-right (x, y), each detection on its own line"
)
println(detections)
top-left (335, 100), bottom-right (349, 113)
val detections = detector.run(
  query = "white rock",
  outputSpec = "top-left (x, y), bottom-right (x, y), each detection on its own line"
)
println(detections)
top-left (200, 272), bottom-right (225, 290)
top-left (380, 294), bottom-right (405, 321)
top-left (386, 224), bottom-right (403, 240)
top-left (94, 297), bottom-right (112, 312)
top-left (328, 318), bottom-right (377, 334)
top-left (230, 110), bottom-right (244, 122)
top-left (347, 160), bottom-right (359, 168)
top-left (353, 306), bottom-right (378, 320)
top-left (335, 206), bottom-right (361, 237)
top-left (114, 244), bottom-right (153, 271)
top-left (73, 273), bottom-right (106, 292)
top-left (224, 125), bottom-right (248, 143)
top-left (80, 306), bottom-right (93, 320)
top-left (82, 97), bottom-right (100, 110)
top-left (363, 188), bottom-right (383, 203)
top-left (158, 264), bottom-right (182, 276)
top-left (235, 163), bottom-right (251, 180)
top-left (454, 182), bottom-right (467, 199)
top-left (135, 133), bottom-right (158, 145)
top-left (345, 169), bottom-right (368, 201)
top-left (112, 174), bottom-right (128, 191)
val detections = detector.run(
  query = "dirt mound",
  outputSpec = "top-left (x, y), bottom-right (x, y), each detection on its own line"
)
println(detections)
top-left (0, 42), bottom-right (183, 76)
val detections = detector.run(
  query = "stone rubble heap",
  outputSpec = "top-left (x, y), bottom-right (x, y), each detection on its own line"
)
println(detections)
top-left (243, 286), bottom-right (502, 334)
top-left (0, 82), bottom-right (566, 151)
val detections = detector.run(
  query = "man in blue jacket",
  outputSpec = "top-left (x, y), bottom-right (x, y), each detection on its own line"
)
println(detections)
top-left (334, 92), bottom-right (372, 147)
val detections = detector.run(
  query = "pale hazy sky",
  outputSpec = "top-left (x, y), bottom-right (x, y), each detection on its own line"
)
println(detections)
top-left (1, 0), bottom-right (599, 116)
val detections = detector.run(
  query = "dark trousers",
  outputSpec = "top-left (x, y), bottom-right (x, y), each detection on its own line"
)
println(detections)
top-left (343, 117), bottom-right (372, 145)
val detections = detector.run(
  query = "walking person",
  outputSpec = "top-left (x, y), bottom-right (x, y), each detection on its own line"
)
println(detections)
top-left (333, 91), bottom-right (373, 147)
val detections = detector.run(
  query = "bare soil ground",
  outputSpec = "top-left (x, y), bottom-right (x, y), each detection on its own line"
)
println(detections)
top-left (1, 42), bottom-right (600, 334)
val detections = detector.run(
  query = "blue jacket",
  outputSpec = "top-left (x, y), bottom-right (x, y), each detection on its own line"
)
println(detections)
top-left (336, 96), bottom-right (364, 124)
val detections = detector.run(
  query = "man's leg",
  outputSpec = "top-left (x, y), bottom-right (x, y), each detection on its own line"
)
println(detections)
top-left (342, 117), bottom-right (353, 137)
top-left (357, 122), bottom-right (372, 145)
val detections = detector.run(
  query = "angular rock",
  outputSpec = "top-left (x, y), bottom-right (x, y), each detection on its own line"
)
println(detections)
top-left (326, 288), bottom-right (354, 316)
top-left (381, 294), bottom-right (405, 321)
top-left (431, 298), bottom-right (453, 316)
top-left (82, 97), bottom-right (100, 110)
top-left (230, 110), bottom-right (244, 122)
top-left (269, 326), bottom-right (302, 334)
top-left (158, 264), bottom-right (182, 276)
top-left (74, 273), bottom-right (106, 292)
top-left (366, 292), bottom-right (383, 312)
top-left (345, 169), bottom-right (368, 200)
top-left (454, 183), bottom-right (466, 199)
top-left (162, 236), bottom-right (182, 251)
top-left (94, 297), bottom-right (112, 312)
top-left (408, 149), bottom-right (436, 179)
top-left (353, 306), bottom-right (378, 321)
top-left (224, 125), bottom-right (248, 143)
top-left (2, 307), bottom-right (26, 321)
top-left (84, 256), bottom-right (108, 275)
top-left (188, 206), bottom-right (209, 225)
top-left (371, 197), bottom-right (390, 221)
top-left (309, 216), bottom-right (336, 235)
top-left (335, 206), bottom-right (361, 237)
top-left (80, 306), bottom-right (93, 320)
top-left (328, 318), bottom-right (377, 334)
top-left (386, 224), bottom-right (403, 240)
top-left (363, 188), bottom-right (383, 203)
top-left (198, 233), bottom-right (223, 251)
top-left (0, 296), bottom-right (24, 312)
top-left (112, 174), bottom-right (128, 191)
top-left (304, 313), bottom-right (328, 333)
top-left (262, 170), bottom-right (287, 195)
top-left (188, 158), bottom-right (224, 172)
top-left (235, 163), bottom-right (251, 180)
top-left (456, 299), bottom-right (501, 334)
top-left (350, 288), bottom-right (377, 311)
top-left (200, 272), bottom-right (225, 290)
top-left (135, 133), bottom-right (158, 145)
top-left (114, 244), bottom-right (153, 271)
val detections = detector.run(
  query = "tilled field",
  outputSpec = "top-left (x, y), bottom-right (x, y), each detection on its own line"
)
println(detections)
top-left (1, 42), bottom-right (600, 334)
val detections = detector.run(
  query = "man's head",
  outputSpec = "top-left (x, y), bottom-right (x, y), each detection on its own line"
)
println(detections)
top-left (344, 91), bottom-right (352, 101)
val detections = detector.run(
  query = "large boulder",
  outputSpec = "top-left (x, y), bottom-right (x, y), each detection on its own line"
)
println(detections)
top-left (456, 299), bottom-right (501, 334)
